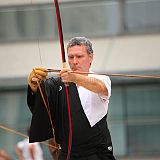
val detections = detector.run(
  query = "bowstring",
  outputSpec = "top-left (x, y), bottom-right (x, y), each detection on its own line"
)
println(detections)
top-left (30, 0), bottom-right (60, 158)
top-left (30, 0), bottom-right (43, 66)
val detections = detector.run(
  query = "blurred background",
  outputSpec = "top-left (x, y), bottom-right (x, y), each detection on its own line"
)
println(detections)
top-left (0, 0), bottom-right (160, 159)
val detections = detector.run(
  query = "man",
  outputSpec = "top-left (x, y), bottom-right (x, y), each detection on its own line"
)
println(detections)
top-left (27, 37), bottom-right (116, 160)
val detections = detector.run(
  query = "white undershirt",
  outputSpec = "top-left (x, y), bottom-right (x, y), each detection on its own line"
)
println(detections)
top-left (77, 70), bottom-right (111, 127)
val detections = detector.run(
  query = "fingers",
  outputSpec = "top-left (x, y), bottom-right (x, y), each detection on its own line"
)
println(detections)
top-left (32, 67), bottom-right (48, 82)
top-left (34, 67), bottom-right (48, 77)
top-left (28, 67), bottom-right (48, 93)
top-left (60, 68), bottom-right (69, 83)
top-left (31, 73), bottom-right (45, 83)
top-left (60, 69), bottom-right (75, 83)
top-left (59, 68), bottom-right (70, 74)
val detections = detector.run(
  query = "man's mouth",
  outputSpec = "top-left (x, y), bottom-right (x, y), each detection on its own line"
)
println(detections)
top-left (71, 66), bottom-right (80, 71)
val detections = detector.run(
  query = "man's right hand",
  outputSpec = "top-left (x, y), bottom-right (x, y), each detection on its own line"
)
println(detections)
top-left (28, 67), bottom-right (48, 93)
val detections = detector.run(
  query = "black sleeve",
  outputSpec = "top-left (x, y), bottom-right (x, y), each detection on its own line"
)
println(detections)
top-left (28, 80), bottom-right (56, 143)
top-left (27, 85), bottom-right (36, 114)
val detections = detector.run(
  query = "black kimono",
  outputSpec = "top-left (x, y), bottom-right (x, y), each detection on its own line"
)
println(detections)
top-left (27, 77), bottom-right (116, 160)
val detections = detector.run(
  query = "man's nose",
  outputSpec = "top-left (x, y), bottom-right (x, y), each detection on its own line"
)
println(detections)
top-left (73, 57), bottom-right (78, 64)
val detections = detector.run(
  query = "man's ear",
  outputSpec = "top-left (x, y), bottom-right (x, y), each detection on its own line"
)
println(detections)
top-left (89, 53), bottom-right (93, 64)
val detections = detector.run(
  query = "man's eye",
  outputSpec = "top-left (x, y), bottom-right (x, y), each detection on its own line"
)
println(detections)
top-left (68, 56), bottom-right (73, 59)
top-left (77, 55), bottom-right (82, 58)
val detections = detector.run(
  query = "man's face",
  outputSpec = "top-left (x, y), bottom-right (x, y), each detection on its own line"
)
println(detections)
top-left (67, 45), bottom-right (93, 72)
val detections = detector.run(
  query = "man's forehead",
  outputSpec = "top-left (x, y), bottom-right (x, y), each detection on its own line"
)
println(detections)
top-left (68, 45), bottom-right (87, 53)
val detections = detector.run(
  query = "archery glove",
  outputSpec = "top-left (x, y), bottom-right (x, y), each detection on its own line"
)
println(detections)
top-left (28, 67), bottom-right (48, 93)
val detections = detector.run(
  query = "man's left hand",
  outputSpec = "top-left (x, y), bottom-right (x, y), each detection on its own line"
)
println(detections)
top-left (60, 68), bottom-right (77, 83)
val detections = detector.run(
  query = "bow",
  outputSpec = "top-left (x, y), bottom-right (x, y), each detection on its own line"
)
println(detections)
top-left (32, 1), bottom-right (72, 159)
top-left (53, 1), bottom-right (72, 159)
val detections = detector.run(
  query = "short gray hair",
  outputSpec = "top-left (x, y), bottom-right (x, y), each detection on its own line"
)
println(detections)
top-left (67, 37), bottom-right (93, 54)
